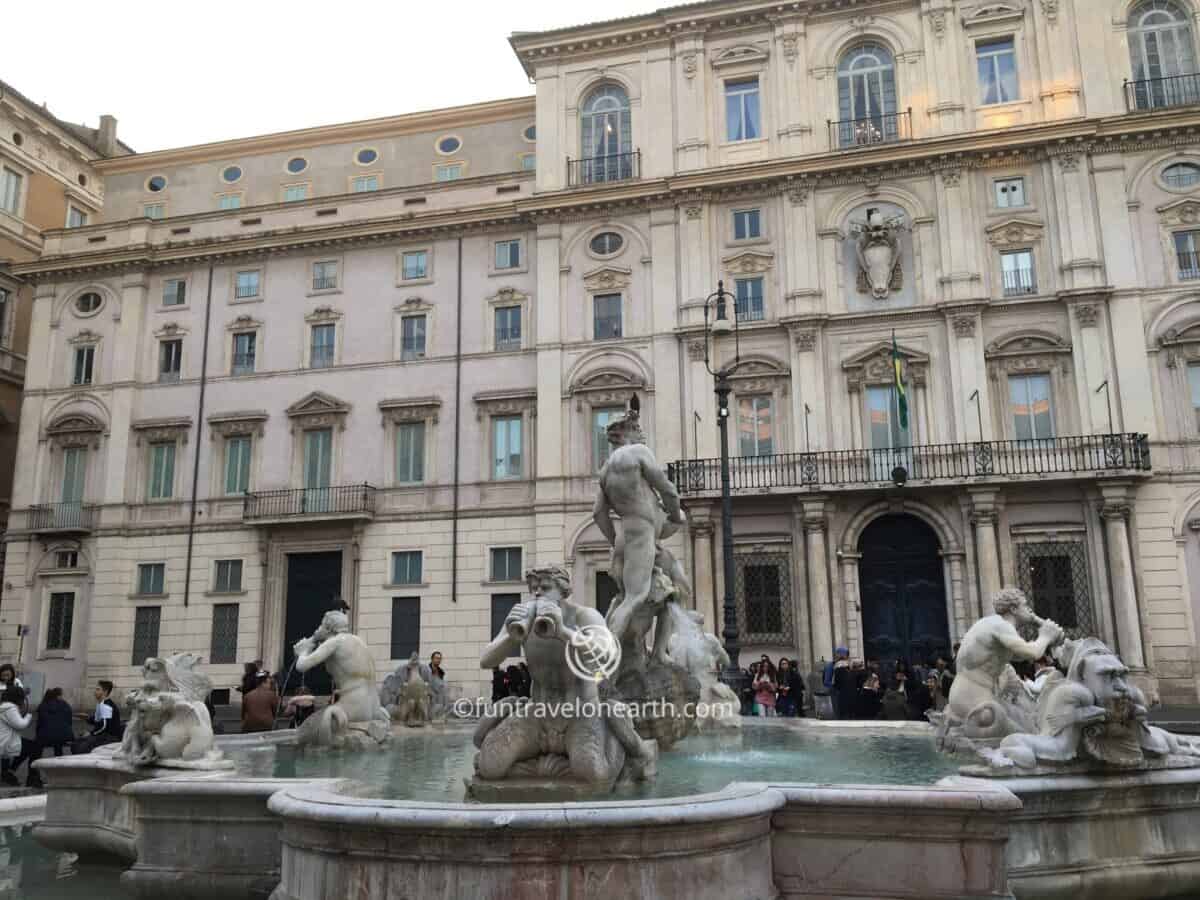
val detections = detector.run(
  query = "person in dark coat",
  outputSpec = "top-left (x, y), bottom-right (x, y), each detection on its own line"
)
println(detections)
top-left (857, 672), bottom-right (883, 720)
top-left (833, 659), bottom-right (866, 719)
top-left (774, 658), bottom-right (805, 717)
top-left (26, 688), bottom-right (74, 788)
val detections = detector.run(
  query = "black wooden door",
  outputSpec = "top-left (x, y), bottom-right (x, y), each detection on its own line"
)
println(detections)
top-left (282, 551), bottom-right (343, 695)
top-left (857, 515), bottom-right (950, 666)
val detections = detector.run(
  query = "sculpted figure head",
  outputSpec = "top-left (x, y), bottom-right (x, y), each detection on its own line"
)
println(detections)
top-left (606, 412), bottom-right (646, 448)
top-left (1065, 638), bottom-right (1131, 705)
top-left (992, 587), bottom-right (1038, 624)
top-left (526, 565), bottom-right (572, 604)
top-left (314, 610), bottom-right (350, 641)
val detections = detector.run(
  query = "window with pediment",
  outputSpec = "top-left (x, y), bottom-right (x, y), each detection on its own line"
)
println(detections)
top-left (985, 331), bottom-right (1074, 441)
top-left (1160, 320), bottom-right (1200, 435)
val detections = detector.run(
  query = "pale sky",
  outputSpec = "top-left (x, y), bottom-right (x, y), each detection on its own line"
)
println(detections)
top-left (5, 0), bottom-right (662, 153)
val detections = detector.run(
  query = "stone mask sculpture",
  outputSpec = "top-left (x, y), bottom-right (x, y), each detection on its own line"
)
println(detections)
top-left (119, 654), bottom-right (230, 769)
top-left (380, 651), bottom-right (433, 728)
top-left (849, 209), bottom-right (905, 299)
top-left (293, 609), bottom-right (391, 750)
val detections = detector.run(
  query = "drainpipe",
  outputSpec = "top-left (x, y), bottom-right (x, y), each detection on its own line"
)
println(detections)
top-left (182, 265), bottom-right (215, 607)
top-left (451, 237), bottom-right (463, 603)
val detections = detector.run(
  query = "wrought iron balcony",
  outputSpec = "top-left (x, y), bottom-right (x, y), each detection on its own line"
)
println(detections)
top-left (1125, 73), bottom-right (1200, 112)
top-left (1002, 267), bottom-right (1037, 297)
top-left (567, 150), bottom-right (640, 187)
top-left (668, 434), bottom-right (1151, 497)
top-left (1178, 251), bottom-right (1200, 281)
top-left (243, 484), bottom-right (377, 523)
top-left (29, 502), bottom-right (97, 534)
top-left (829, 109), bottom-right (912, 150)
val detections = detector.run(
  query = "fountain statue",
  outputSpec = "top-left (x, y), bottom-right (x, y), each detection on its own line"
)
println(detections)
top-left (380, 651), bottom-right (433, 727)
top-left (119, 654), bottom-right (232, 769)
top-left (293, 610), bottom-right (391, 750)
top-left (668, 610), bottom-right (742, 731)
top-left (849, 208), bottom-right (905, 299)
top-left (468, 565), bottom-right (657, 800)
top-left (593, 396), bottom-right (701, 748)
top-left (933, 587), bottom-right (1200, 775)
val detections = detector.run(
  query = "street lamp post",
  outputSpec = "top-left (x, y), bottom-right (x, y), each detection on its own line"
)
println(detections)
top-left (701, 281), bottom-right (749, 698)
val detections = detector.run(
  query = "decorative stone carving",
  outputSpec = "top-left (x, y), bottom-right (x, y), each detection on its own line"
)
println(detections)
top-left (1156, 198), bottom-right (1200, 227)
top-left (1159, 322), bottom-right (1200, 368)
top-left (668, 611), bottom-right (741, 731)
top-left (792, 330), bottom-right (817, 352)
top-left (118, 655), bottom-right (230, 769)
top-left (929, 9), bottom-right (948, 37)
top-left (226, 314), bottom-right (263, 332)
top-left (953, 316), bottom-right (976, 338)
top-left (67, 329), bottom-right (101, 345)
top-left (780, 34), bottom-right (799, 66)
top-left (207, 410), bottom-right (268, 439)
top-left (582, 265), bottom-right (632, 292)
top-left (131, 417), bottom-right (192, 446)
top-left (722, 249), bottom-right (775, 276)
top-left (304, 305), bottom-right (342, 324)
top-left (286, 391), bottom-right (351, 432)
top-left (786, 185), bottom-right (809, 206)
top-left (380, 652), bottom-right (433, 727)
top-left (1040, 0), bottom-right (1059, 23)
top-left (843, 341), bottom-right (929, 390)
top-left (849, 209), bottom-right (906, 299)
top-left (474, 388), bottom-right (536, 421)
top-left (294, 610), bottom-right (392, 750)
top-left (986, 332), bottom-right (1072, 380)
top-left (569, 369), bottom-right (648, 409)
top-left (985, 218), bottom-right (1045, 247)
top-left (45, 413), bottom-right (105, 448)
top-left (1075, 304), bottom-right (1099, 328)
top-left (710, 45), bottom-right (769, 70)
top-left (470, 565), bottom-right (658, 799)
top-left (681, 52), bottom-right (697, 79)
top-left (729, 358), bottom-right (790, 395)
top-left (940, 168), bottom-right (962, 188)
top-left (1058, 153), bottom-right (1080, 173)
top-left (684, 206), bottom-right (703, 220)
top-left (379, 397), bottom-right (441, 426)
top-left (687, 339), bottom-right (707, 361)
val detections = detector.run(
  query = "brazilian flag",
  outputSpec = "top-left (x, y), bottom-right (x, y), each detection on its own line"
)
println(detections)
top-left (892, 332), bottom-right (908, 430)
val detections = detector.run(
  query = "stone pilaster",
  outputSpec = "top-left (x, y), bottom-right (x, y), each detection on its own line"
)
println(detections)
top-left (802, 496), bottom-right (834, 662)
top-left (1100, 483), bottom-right (1147, 670)
top-left (969, 488), bottom-right (1003, 603)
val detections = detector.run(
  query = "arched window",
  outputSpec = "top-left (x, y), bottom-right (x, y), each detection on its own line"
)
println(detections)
top-left (836, 43), bottom-right (899, 147)
top-left (1128, 1), bottom-right (1198, 109)
top-left (579, 85), bottom-right (633, 183)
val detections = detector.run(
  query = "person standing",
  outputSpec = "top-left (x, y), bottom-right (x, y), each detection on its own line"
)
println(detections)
top-left (429, 651), bottom-right (447, 718)
top-left (0, 686), bottom-right (34, 786)
top-left (26, 688), bottom-right (74, 789)
top-left (241, 673), bottom-right (279, 733)
top-left (73, 681), bottom-right (122, 754)
top-left (753, 663), bottom-right (777, 717)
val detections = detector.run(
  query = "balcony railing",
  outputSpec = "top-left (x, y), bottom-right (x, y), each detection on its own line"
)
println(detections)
top-left (1002, 267), bottom-right (1037, 297)
top-left (829, 109), bottom-right (912, 150)
top-left (312, 276), bottom-right (338, 291)
top-left (29, 502), bottom-right (97, 533)
top-left (1178, 251), bottom-right (1200, 281)
top-left (243, 484), bottom-right (377, 522)
top-left (668, 433), bottom-right (1150, 496)
top-left (567, 150), bottom-right (640, 187)
top-left (1125, 73), bottom-right (1200, 112)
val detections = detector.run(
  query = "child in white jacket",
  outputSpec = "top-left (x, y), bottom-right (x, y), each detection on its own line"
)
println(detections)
top-left (0, 686), bottom-right (34, 786)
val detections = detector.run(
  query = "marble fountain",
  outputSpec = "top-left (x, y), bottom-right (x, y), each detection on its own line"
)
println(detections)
top-left (25, 405), bottom-right (1200, 899)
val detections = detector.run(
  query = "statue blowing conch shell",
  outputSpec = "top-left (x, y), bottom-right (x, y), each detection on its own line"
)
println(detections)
top-left (932, 587), bottom-right (1200, 775)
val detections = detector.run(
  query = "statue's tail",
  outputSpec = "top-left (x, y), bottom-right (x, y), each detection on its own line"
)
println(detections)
top-left (298, 702), bottom-right (349, 747)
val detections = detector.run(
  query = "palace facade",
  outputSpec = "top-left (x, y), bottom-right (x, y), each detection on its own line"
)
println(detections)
top-left (6, 0), bottom-right (1200, 703)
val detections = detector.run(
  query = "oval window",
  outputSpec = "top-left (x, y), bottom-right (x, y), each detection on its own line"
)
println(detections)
top-left (221, 165), bottom-right (243, 183)
top-left (147, 175), bottom-right (167, 192)
top-left (589, 232), bottom-right (624, 256)
top-left (11, 132), bottom-right (22, 147)
top-left (437, 135), bottom-right (462, 155)
top-left (523, 124), bottom-right (537, 142)
top-left (286, 156), bottom-right (308, 174)
top-left (75, 292), bottom-right (103, 315)
top-left (77, 173), bottom-right (88, 187)
top-left (1163, 162), bottom-right (1200, 189)
top-left (356, 147), bottom-right (378, 165)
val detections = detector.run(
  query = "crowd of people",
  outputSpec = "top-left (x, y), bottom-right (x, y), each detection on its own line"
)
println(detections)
top-left (821, 646), bottom-right (957, 721)
top-left (491, 662), bottom-right (531, 701)
top-left (739, 655), bottom-right (808, 717)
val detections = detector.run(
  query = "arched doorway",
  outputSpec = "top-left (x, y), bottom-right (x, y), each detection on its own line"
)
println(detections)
top-left (857, 514), bottom-right (950, 665)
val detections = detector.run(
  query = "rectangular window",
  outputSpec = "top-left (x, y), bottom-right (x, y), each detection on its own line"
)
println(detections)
top-left (593, 293), bottom-right (623, 339)
top-left (395, 422), bottom-right (426, 483)
top-left (1010, 373), bottom-right (1055, 441)
top-left (224, 435), bottom-right (252, 494)
top-left (217, 193), bottom-right (242, 210)
top-left (283, 183), bottom-right (309, 202)
top-left (210, 604), bottom-right (239, 665)
top-left (725, 77), bottom-right (761, 142)
top-left (132, 606), bottom-right (162, 665)
top-left (737, 395), bottom-right (775, 457)
top-left (61, 446), bottom-right (86, 504)
top-left (867, 385), bottom-right (907, 450)
top-left (494, 305), bottom-right (521, 351)
top-left (401, 251), bottom-right (428, 281)
top-left (352, 175), bottom-right (379, 193)
top-left (391, 550), bottom-right (423, 586)
top-left (147, 442), bottom-right (176, 500)
top-left (995, 177), bottom-right (1026, 208)
top-left (0, 168), bottom-right (22, 214)
top-left (1175, 231), bottom-right (1200, 280)
top-left (1001, 249), bottom-right (1036, 296)
top-left (593, 407), bottom-right (625, 469)
top-left (733, 209), bottom-right (761, 241)
top-left (490, 547), bottom-right (522, 583)
top-left (491, 594), bottom-right (521, 640)
top-left (312, 260), bottom-right (338, 291)
top-left (735, 277), bottom-right (765, 322)
top-left (520, 154), bottom-right (537, 172)
top-left (162, 278), bottom-right (187, 306)
top-left (1190, 363), bottom-right (1200, 433)
top-left (735, 548), bottom-right (795, 644)
top-left (137, 563), bottom-right (166, 596)
top-left (1017, 541), bottom-right (1095, 638)
top-left (303, 428), bottom-right (332, 493)
top-left (46, 593), bottom-right (74, 651)
top-left (67, 206), bottom-right (88, 228)
top-left (310, 324), bottom-right (335, 368)
top-left (495, 240), bottom-right (521, 270)
top-left (73, 345), bottom-right (95, 385)
top-left (214, 559), bottom-right (243, 593)
top-left (390, 597), bottom-right (421, 660)
top-left (235, 270), bottom-right (261, 298)
top-left (232, 331), bottom-right (256, 375)
top-left (977, 36), bottom-right (1018, 105)
top-left (401, 315), bottom-right (427, 360)
top-left (55, 550), bottom-right (79, 570)
top-left (492, 416), bottom-right (522, 479)
top-left (159, 339), bottom-right (183, 382)
top-left (435, 164), bottom-right (463, 182)
top-left (143, 203), bottom-right (165, 220)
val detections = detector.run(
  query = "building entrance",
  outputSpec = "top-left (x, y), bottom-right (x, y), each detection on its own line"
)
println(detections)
top-left (282, 550), bottom-right (343, 695)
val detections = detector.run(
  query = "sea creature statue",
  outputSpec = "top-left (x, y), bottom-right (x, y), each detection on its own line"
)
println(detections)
top-left (667, 610), bottom-right (742, 731)
top-left (380, 651), bottom-right (433, 727)
top-left (849, 209), bottom-right (905, 299)
top-left (119, 654), bottom-right (229, 769)
top-left (593, 396), bottom-right (700, 749)
top-left (468, 565), bottom-right (657, 799)
top-left (293, 610), bottom-right (392, 750)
